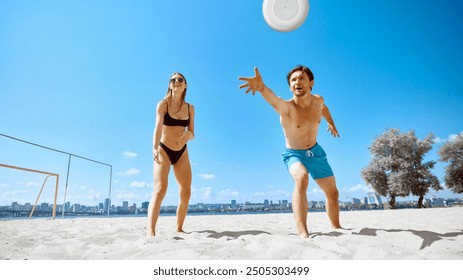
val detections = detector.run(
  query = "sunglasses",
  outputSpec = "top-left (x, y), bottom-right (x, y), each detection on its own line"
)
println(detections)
top-left (170, 77), bottom-right (185, 83)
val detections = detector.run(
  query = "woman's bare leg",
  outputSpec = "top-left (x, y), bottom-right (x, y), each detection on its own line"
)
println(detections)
top-left (172, 149), bottom-right (192, 233)
top-left (147, 152), bottom-right (171, 237)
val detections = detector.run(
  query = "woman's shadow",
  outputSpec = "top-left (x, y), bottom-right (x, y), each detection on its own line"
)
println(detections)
top-left (193, 230), bottom-right (271, 240)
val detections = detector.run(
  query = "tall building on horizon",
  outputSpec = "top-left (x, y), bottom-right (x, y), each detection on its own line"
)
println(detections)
top-left (366, 192), bottom-right (383, 205)
top-left (141, 201), bottom-right (149, 210)
top-left (104, 198), bottom-right (111, 213)
top-left (122, 201), bottom-right (129, 211)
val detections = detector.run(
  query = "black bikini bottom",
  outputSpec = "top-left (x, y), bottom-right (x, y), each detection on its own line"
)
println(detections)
top-left (159, 142), bottom-right (187, 165)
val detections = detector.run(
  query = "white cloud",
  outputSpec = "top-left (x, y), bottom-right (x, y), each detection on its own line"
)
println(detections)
top-left (3, 190), bottom-right (28, 197)
top-left (253, 192), bottom-right (266, 197)
top-left (68, 190), bottom-right (102, 204)
top-left (342, 184), bottom-right (377, 200)
top-left (347, 184), bottom-right (364, 192)
top-left (14, 181), bottom-right (41, 187)
top-left (25, 181), bottom-right (42, 187)
top-left (448, 133), bottom-right (462, 142)
top-left (116, 168), bottom-right (141, 176)
top-left (115, 191), bottom-right (141, 202)
top-left (434, 132), bottom-right (463, 144)
top-left (201, 187), bottom-right (213, 198)
top-left (84, 191), bottom-right (102, 202)
top-left (130, 181), bottom-right (148, 188)
top-left (346, 184), bottom-right (372, 193)
top-left (191, 186), bottom-right (213, 201)
top-left (309, 188), bottom-right (323, 195)
top-left (123, 151), bottom-right (138, 159)
top-left (434, 136), bottom-right (448, 144)
top-left (218, 188), bottom-right (240, 199)
top-left (252, 188), bottom-right (291, 201)
top-left (197, 173), bottom-right (215, 180)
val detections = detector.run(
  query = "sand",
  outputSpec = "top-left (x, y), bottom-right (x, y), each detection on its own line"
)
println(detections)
top-left (0, 207), bottom-right (462, 260)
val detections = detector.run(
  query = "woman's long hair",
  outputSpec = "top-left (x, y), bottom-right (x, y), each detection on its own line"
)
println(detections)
top-left (164, 72), bottom-right (188, 113)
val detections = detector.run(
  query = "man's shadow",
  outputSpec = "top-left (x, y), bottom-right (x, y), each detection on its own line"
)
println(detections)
top-left (191, 228), bottom-right (463, 250)
top-left (194, 230), bottom-right (271, 240)
top-left (353, 228), bottom-right (463, 250)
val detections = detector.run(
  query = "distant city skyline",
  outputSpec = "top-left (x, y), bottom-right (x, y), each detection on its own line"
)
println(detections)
top-left (3, 193), bottom-right (461, 212)
top-left (3, 194), bottom-right (461, 220)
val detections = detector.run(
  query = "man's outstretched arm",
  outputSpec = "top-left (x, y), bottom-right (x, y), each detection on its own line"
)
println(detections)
top-left (238, 67), bottom-right (289, 116)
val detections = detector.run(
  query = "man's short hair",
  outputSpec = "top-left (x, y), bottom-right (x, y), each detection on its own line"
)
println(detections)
top-left (286, 65), bottom-right (314, 85)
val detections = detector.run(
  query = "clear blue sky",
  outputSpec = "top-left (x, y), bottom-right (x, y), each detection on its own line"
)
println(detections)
top-left (1, 0), bottom-right (462, 207)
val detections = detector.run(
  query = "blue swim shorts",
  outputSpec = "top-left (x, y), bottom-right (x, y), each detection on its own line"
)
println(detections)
top-left (282, 143), bottom-right (334, 180)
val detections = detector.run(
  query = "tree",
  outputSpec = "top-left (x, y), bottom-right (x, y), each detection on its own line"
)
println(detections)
top-left (438, 133), bottom-right (463, 194)
top-left (407, 135), bottom-right (442, 207)
top-left (361, 128), bottom-right (440, 208)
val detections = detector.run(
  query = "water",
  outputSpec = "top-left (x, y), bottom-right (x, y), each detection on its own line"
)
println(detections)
top-left (0, 209), bottom-right (298, 221)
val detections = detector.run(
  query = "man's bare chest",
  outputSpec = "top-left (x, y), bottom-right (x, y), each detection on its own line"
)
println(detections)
top-left (281, 112), bottom-right (321, 132)
top-left (292, 107), bottom-right (321, 126)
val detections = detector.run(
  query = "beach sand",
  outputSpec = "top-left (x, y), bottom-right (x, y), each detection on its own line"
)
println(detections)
top-left (1, 207), bottom-right (462, 260)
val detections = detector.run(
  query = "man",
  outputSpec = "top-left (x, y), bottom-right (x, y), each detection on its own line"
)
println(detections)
top-left (238, 65), bottom-right (342, 238)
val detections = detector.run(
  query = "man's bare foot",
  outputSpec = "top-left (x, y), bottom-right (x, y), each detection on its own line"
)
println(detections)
top-left (147, 230), bottom-right (156, 237)
top-left (298, 232), bottom-right (310, 239)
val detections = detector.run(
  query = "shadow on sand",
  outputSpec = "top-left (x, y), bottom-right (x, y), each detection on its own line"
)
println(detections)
top-left (353, 228), bottom-right (463, 250)
top-left (308, 228), bottom-right (463, 250)
top-left (309, 231), bottom-right (347, 238)
top-left (194, 230), bottom-right (271, 240)
top-left (192, 228), bottom-right (463, 250)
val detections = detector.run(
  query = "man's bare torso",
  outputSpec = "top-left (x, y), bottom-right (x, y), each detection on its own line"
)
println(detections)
top-left (280, 94), bottom-right (324, 150)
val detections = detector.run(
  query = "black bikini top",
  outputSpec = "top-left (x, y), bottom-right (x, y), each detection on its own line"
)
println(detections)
top-left (163, 102), bottom-right (190, 127)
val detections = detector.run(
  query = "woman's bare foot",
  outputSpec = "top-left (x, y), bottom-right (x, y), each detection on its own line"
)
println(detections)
top-left (297, 228), bottom-right (310, 239)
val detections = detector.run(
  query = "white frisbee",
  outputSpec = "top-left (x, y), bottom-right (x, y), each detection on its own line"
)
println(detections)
top-left (262, 0), bottom-right (309, 32)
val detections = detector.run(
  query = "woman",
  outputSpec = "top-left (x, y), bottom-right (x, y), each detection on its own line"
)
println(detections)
top-left (147, 72), bottom-right (195, 237)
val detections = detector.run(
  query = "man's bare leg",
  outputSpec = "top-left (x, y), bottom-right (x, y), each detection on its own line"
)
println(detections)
top-left (316, 176), bottom-right (342, 228)
top-left (289, 163), bottom-right (310, 238)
